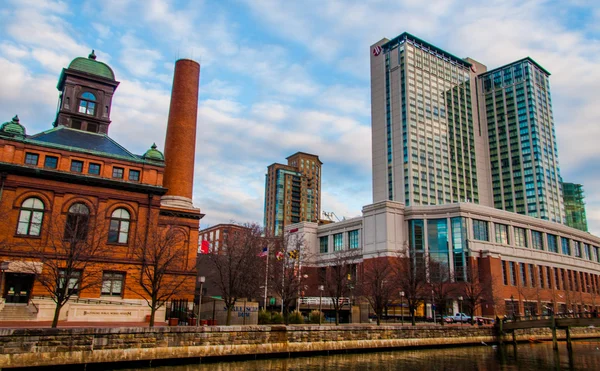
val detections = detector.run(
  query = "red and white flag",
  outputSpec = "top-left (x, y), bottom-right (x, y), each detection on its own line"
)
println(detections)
top-left (373, 45), bottom-right (382, 56)
top-left (276, 251), bottom-right (284, 260)
top-left (200, 240), bottom-right (210, 254)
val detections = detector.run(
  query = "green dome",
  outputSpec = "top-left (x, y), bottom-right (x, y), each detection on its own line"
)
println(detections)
top-left (0, 115), bottom-right (26, 137)
top-left (68, 50), bottom-right (115, 80)
top-left (143, 143), bottom-right (164, 161)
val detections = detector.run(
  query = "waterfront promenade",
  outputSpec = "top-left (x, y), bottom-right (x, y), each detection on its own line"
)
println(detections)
top-left (1, 323), bottom-right (600, 369)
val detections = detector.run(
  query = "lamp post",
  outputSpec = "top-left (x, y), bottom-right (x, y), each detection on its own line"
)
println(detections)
top-left (400, 291), bottom-right (405, 326)
top-left (196, 276), bottom-right (205, 327)
top-left (318, 285), bottom-right (324, 325)
top-left (458, 296), bottom-right (463, 326)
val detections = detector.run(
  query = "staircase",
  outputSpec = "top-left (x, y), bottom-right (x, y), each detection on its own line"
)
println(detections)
top-left (0, 304), bottom-right (38, 321)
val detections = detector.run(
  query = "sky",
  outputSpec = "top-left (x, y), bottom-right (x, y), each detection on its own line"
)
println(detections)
top-left (0, 0), bottom-right (599, 234)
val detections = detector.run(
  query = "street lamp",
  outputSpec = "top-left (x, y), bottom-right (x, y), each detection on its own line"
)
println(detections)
top-left (458, 296), bottom-right (463, 326)
top-left (196, 276), bottom-right (205, 327)
top-left (400, 291), bottom-right (405, 326)
top-left (318, 285), bottom-right (324, 325)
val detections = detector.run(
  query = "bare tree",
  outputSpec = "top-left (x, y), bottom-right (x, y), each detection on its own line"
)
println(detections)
top-left (269, 231), bottom-right (305, 321)
top-left (202, 223), bottom-right (264, 325)
top-left (428, 259), bottom-right (456, 325)
top-left (324, 249), bottom-right (361, 325)
top-left (128, 223), bottom-right (192, 327)
top-left (394, 254), bottom-right (427, 326)
top-left (359, 254), bottom-right (395, 326)
top-left (462, 267), bottom-right (491, 325)
top-left (22, 209), bottom-right (110, 328)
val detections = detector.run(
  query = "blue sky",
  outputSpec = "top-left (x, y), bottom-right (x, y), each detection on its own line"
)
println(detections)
top-left (1, 0), bottom-right (599, 234)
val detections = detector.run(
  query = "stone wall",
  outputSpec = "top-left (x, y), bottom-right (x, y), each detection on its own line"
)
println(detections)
top-left (0, 325), bottom-right (599, 369)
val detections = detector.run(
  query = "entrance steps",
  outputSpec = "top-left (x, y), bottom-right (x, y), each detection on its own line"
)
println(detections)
top-left (0, 304), bottom-right (38, 321)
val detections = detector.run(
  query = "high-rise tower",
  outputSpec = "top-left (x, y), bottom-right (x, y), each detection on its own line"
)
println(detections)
top-left (264, 152), bottom-right (322, 236)
top-left (563, 182), bottom-right (587, 231)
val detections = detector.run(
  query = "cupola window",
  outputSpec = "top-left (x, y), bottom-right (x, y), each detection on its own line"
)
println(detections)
top-left (78, 92), bottom-right (96, 116)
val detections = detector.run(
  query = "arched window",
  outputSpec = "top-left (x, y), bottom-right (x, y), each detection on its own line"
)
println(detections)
top-left (78, 92), bottom-right (96, 116)
top-left (108, 208), bottom-right (130, 244)
top-left (64, 203), bottom-right (90, 241)
top-left (17, 198), bottom-right (44, 236)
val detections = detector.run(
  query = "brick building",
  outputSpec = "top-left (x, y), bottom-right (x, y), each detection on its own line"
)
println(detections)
top-left (0, 52), bottom-right (203, 323)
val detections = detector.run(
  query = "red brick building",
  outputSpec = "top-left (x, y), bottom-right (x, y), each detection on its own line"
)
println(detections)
top-left (0, 52), bottom-right (203, 323)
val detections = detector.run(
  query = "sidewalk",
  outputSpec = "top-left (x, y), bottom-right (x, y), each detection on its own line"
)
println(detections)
top-left (0, 321), bottom-right (168, 328)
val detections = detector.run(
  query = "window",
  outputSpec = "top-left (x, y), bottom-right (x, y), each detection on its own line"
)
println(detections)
top-left (472, 219), bottom-right (488, 241)
top-left (333, 233), bottom-right (343, 251)
top-left (495, 223), bottom-right (509, 244)
top-left (88, 163), bottom-right (101, 175)
top-left (531, 230), bottom-right (543, 250)
top-left (16, 198), bottom-right (44, 236)
top-left (108, 208), bottom-right (130, 244)
top-left (509, 261), bottom-right (517, 286)
top-left (502, 261), bottom-right (508, 285)
top-left (584, 244), bottom-right (591, 260)
top-left (71, 160), bottom-right (83, 173)
top-left (574, 241), bottom-right (582, 257)
top-left (562, 238), bottom-right (571, 255)
top-left (44, 156), bottom-right (58, 169)
top-left (129, 170), bottom-right (140, 182)
top-left (24, 153), bottom-right (39, 166)
top-left (547, 234), bottom-right (558, 253)
top-left (78, 92), bottom-right (96, 116)
top-left (58, 269), bottom-right (81, 296)
top-left (348, 230), bottom-right (359, 249)
top-left (514, 227), bottom-right (527, 247)
top-left (64, 203), bottom-right (90, 241)
top-left (319, 236), bottom-right (328, 254)
top-left (528, 264), bottom-right (535, 287)
top-left (520, 263), bottom-right (527, 286)
top-left (101, 272), bottom-right (124, 296)
top-left (112, 167), bottom-right (124, 179)
top-left (539, 266), bottom-right (544, 288)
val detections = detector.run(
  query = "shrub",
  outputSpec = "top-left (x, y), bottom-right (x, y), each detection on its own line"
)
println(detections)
top-left (258, 310), bottom-right (271, 325)
top-left (270, 312), bottom-right (284, 324)
top-left (309, 310), bottom-right (323, 324)
top-left (287, 311), bottom-right (304, 324)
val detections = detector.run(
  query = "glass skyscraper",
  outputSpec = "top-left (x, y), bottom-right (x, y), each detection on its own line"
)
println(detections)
top-left (563, 182), bottom-right (588, 231)
top-left (371, 33), bottom-right (565, 223)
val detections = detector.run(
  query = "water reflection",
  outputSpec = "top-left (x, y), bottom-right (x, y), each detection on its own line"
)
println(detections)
top-left (117, 341), bottom-right (600, 371)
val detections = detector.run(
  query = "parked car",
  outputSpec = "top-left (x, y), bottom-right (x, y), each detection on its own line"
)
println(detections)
top-left (443, 313), bottom-right (472, 323)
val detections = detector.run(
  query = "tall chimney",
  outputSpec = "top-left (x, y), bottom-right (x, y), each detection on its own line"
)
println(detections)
top-left (161, 59), bottom-right (200, 210)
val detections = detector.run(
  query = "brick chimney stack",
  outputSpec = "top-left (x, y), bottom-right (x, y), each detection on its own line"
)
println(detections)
top-left (161, 59), bottom-right (200, 210)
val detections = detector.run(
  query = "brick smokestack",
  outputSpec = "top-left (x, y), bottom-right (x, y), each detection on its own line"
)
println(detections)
top-left (161, 59), bottom-right (200, 210)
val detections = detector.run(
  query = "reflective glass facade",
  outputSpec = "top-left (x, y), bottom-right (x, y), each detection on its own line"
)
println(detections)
top-left (480, 59), bottom-right (564, 223)
top-left (563, 182), bottom-right (588, 232)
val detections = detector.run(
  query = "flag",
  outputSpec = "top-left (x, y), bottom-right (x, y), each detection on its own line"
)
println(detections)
top-left (258, 246), bottom-right (268, 258)
top-left (288, 250), bottom-right (299, 260)
top-left (276, 251), bottom-right (284, 260)
top-left (200, 240), bottom-right (210, 254)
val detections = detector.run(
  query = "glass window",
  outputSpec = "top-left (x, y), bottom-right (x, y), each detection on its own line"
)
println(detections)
top-left (64, 203), bottom-right (89, 241)
top-left (509, 261), bottom-right (516, 286)
top-left (531, 230), bottom-right (543, 250)
top-left (348, 230), bottom-right (359, 249)
top-left (584, 244), bottom-right (591, 260)
top-left (88, 163), bottom-right (101, 175)
top-left (451, 217), bottom-right (467, 282)
top-left (428, 219), bottom-right (449, 281)
top-left (16, 197), bottom-right (44, 236)
top-left (44, 156), bottom-right (58, 169)
top-left (472, 219), bottom-right (488, 241)
top-left (58, 269), bottom-right (81, 296)
top-left (495, 223), bottom-right (509, 244)
top-left (108, 208), bottom-right (130, 244)
top-left (129, 170), bottom-right (140, 182)
top-left (333, 233), bottom-right (343, 251)
top-left (539, 266), bottom-right (544, 288)
top-left (574, 241), bottom-right (582, 257)
top-left (319, 236), bottom-right (328, 254)
top-left (520, 263), bottom-right (527, 286)
top-left (502, 261), bottom-right (508, 285)
top-left (514, 227), bottom-right (527, 247)
top-left (561, 237), bottom-right (571, 255)
top-left (528, 264), bottom-right (535, 287)
top-left (101, 272), bottom-right (124, 296)
top-left (547, 234), bottom-right (558, 253)
top-left (112, 167), bottom-right (124, 179)
top-left (25, 152), bottom-right (39, 165)
top-left (71, 160), bottom-right (83, 173)
top-left (78, 92), bottom-right (96, 115)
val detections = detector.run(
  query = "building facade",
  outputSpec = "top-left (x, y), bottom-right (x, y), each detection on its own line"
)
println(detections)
top-left (563, 182), bottom-right (588, 232)
top-left (264, 152), bottom-right (322, 236)
top-left (0, 53), bottom-right (203, 323)
top-left (287, 32), bottom-right (599, 320)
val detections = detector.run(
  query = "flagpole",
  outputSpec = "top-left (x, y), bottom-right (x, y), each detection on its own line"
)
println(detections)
top-left (263, 245), bottom-right (269, 309)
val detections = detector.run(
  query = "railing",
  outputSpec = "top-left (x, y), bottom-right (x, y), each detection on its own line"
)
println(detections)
top-left (31, 296), bottom-right (143, 307)
top-left (504, 311), bottom-right (599, 323)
